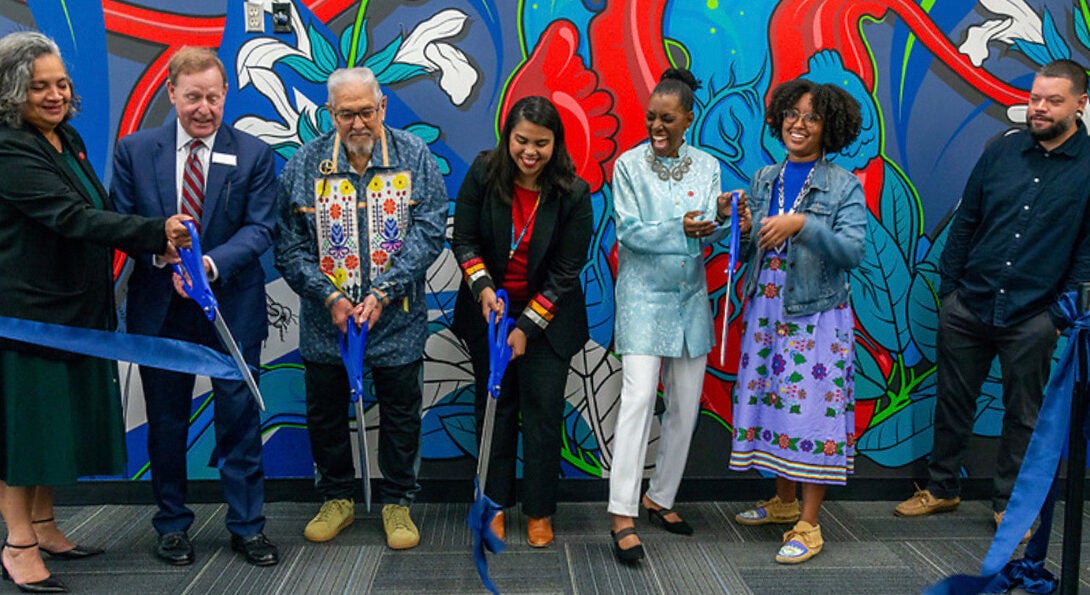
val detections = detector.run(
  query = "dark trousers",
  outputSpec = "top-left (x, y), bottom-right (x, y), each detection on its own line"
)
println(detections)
top-left (303, 358), bottom-right (422, 504)
top-left (927, 292), bottom-right (1058, 511)
top-left (142, 294), bottom-right (265, 537)
top-left (468, 333), bottom-right (569, 518)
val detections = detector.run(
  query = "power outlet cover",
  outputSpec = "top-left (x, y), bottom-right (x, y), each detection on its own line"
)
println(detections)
top-left (244, 3), bottom-right (264, 33)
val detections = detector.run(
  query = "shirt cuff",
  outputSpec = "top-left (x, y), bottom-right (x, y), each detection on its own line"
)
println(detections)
top-left (203, 255), bottom-right (219, 282)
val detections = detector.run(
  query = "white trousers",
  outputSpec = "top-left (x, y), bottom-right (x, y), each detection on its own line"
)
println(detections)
top-left (607, 352), bottom-right (705, 517)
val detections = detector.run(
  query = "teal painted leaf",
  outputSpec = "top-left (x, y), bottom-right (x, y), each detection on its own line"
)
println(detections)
top-left (1040, 10), bottom-right (1072, 61)
top-left (853, 345), bottom-right (887, 403)
top-left (850, 212), bottom-right (912, 352)
top-left (1077, 9), bottom-right (1090, 50)
top-left (405, 122), bottom-right (441, 144)
top-left (856, 391), bottom-right (936, 467)
top-left (339, 19), bottom-right (369, 65)
top-left (878, 163), bottom-right (922, 264)
top-left (906, 272), bottom-right (939, 362)
top-left (281, 55), bottom-right (331, 83)
top-left (309, 24), bottom-right (340, 72)
top-left (364, 35), bottom-right (404, 76)
top-left (379, 63), bottom-right (429, 84)
top-left (432, 153), bottom-right (451, 175)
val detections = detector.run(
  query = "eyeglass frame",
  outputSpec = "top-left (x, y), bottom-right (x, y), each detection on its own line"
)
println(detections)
top-left (332, 106), bottom-right (382, 125)
top-left (781, 108), bottom-right (824, 125)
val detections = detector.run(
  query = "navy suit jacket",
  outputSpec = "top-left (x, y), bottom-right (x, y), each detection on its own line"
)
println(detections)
top-left (111, 122), bottom-right (276, 347)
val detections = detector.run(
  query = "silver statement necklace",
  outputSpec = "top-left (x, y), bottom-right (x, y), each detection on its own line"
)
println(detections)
top-left (646, 146), bottom-right (693, 181)
top-left (772, 159), bottom-right (818, 252)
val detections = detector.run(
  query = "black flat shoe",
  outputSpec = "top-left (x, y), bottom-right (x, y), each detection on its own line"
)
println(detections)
top-left (610, 527), bottom-right (644, 564)
top-left (645, 506), bottom-right (694, 536)
top-left (155, 532), bottom-right (194, 566)
top-left (38, 545), bottom-right (104, 560)
top-left (1, 542), bottom-right (68, 593)
top-left (230, 533), bottom-right (279, 567)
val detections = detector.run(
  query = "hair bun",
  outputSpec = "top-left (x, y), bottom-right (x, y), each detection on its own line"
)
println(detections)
top-left (660, 68), bottom-right (702, 91)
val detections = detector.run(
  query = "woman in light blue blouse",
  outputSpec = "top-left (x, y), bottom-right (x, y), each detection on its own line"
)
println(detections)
top-left (606, 68), bottom-right (735, 564)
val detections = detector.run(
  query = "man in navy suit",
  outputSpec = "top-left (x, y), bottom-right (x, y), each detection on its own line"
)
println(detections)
top-left (111, 47), bottom-right (279, 567)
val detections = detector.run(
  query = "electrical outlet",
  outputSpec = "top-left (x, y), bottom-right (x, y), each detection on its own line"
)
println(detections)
top-left (244, 2), bottom-right (264, 33)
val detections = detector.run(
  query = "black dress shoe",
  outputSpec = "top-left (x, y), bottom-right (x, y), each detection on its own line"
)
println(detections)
top-left (230, 534), bottom-right (279, 567)
top-left (2, 542), bottom-right (68, 593)
top-left (610, 527), bottom-right (644, 564)
top-left (155, 532), bottom-right (194, 566)
top-left (645, 506), bottom-right (694, 536)
top-left (39, 545), bottom-right (104, 560)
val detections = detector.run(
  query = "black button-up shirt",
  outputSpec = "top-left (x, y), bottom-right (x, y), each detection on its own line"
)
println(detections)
top-left (940, 123), bottom-right (1090, 328)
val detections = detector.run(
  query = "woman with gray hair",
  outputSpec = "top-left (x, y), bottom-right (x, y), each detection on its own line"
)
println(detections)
top-left (0, 31), bottom-right (191, 592)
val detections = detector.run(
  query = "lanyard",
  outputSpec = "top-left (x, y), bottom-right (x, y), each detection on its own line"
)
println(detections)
top-left (508, 193), bottom-right (541, 258)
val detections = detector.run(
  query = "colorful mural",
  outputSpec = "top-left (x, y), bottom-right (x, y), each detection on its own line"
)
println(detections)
top-left (2, 0), bottom-right (1085, 482)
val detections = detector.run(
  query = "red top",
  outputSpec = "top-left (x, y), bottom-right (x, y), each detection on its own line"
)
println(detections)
top-left (504, 184), bottom-right (540, 302)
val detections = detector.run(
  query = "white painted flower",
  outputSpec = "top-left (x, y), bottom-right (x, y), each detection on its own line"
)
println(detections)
top-left (959, 0), bottom-right (1044, 67)
top-left (392, 9), bottom-right (478, 105)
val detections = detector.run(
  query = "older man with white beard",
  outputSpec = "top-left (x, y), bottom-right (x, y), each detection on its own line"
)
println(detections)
top-left (274, 67), bottom-right (447, 549)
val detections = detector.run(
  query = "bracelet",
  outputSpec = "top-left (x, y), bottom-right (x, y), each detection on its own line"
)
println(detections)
top-left (369, 287), bottom-right (391, 307)
top-left (325, 291), bottom-right (346, 310)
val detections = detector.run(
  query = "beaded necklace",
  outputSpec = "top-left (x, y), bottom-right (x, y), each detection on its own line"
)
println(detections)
top-left (645, 146), bottom-right (693, 181)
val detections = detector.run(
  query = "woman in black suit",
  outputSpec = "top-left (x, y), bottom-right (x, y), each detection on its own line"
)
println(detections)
top-left (0, 32), bottom-right (189, 593)
top-left (452, 96), bottom-right (593, 548)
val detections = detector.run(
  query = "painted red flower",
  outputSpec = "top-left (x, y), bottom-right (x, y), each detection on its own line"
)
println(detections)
top-left (501, 20), bottom-right (618, 192)
top-left (320, 256), bottom-right (335, 274)
top-left (345, 254), bottom-right (359, 271)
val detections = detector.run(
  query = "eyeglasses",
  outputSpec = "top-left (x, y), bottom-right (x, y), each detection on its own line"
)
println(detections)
top-left (782, 108), bottom-right (823, 124)
top-left (334, 107), bottom-right (379, 125)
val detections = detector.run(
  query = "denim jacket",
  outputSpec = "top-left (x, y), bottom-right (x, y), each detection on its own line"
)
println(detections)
top-left (740, 158), bottom-right (866, 316)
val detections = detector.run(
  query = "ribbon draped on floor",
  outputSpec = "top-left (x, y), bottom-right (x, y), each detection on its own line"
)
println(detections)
top-left (468, 290), bottom-right (514, 594)
top-left (926, 292), bottom-right (1087, 594)
top-left (0, 314), bottom-right (243, 379)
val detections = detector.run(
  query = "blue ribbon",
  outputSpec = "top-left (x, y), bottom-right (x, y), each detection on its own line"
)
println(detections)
top-left (925, 292), bottom-right (1085, 594)
top-left (0, 314), bottom-right (242, 380)
top-left (338, 321), bottom-right (369, 403)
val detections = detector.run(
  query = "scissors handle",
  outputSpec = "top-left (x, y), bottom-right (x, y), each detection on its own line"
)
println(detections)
top-left (171, 220), bottom-right (216, 321)
top-left (487, 289), bottom-right (514, 399)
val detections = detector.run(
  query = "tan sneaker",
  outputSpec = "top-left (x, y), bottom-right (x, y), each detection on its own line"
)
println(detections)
top-left (894, 486), bottom-right (960, 516)
top-left (303, 498), bottom-right (355, 542)
top-left (994, 511), bottom-right (1032, 544)
top-left (382, 504), bottom-right (420, 550)
top-left (775, 521), bottom-right (823, 564)
top-left (735, 495), bottom-right (802, 526)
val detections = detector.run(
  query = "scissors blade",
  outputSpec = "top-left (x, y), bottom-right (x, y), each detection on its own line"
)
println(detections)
top-left (210, 312), bottom-right (266, 411)
top-left (354, 398), bottom-right (372, 512)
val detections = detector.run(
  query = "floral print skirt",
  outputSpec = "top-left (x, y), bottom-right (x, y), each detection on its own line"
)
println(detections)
top-left (729, 251), bottom-right (856, 485)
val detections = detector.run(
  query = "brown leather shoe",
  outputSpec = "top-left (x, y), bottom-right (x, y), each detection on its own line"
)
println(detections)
top-left (527, 517), bottom-right (553, 548)
top-left (893, 486), bottom-right (959, 516)
top-left (490, 511), bottom-right (505, 542)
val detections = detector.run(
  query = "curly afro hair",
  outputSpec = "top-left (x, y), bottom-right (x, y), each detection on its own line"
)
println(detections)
top-left (765, 79), bottom-right (862, 154)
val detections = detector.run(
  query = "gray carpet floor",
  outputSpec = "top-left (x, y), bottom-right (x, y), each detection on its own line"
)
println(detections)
top-left (12, 499), bottom-right (1090, 594)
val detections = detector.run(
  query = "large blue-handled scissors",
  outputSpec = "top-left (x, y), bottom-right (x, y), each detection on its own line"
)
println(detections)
top-left (172, 220), bottom-right (266, 411)
top-left (338, 320), bottom-right (372, 512)
top-left (720, 191), bottom-right (741, 365)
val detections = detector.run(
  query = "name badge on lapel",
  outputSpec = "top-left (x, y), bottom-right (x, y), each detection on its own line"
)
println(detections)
top-left (211, 152), bottom-right (237, 166)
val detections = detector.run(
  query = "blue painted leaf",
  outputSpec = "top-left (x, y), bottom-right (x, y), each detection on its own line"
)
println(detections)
top-left (339, 19), bottom-right (369, 65)
top-left (281, 54), bottom-right (330, 84)
top-left (1013, 40), bottom-right (1055, 66)
top-left (850, 212), bottom-right (912, 353)
top-left (907, 271), bottom-right (939, 362)
top-left (363, 35), bottom-right (403, 76)
top-left (421, 386), bottom-right (477, 459)
top-left (1077, 8), bottom-right (1090, 50)
top-left (308, 23), bottom-right (340, 73)
top-left (1040, 10), bottom-right (1072, 61)
top-left (405, 122), bottom-right (441, 144)
top-left (856, 389), bottom-right (935, 467)
top-left (562, 402), bottom-right (603, 477)
top-left (878, 163), bottom-right (921, 264)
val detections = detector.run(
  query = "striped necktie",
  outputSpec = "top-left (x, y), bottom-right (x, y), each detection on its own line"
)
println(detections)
top-left (181, 139), bottom-right (205, 225)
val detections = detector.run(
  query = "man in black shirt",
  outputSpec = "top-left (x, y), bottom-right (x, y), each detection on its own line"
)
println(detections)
top-left (895, 59), bottom-right (1090, 529)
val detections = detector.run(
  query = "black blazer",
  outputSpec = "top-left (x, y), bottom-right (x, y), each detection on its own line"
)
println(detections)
top-left (0, 122), bottom-right (166, 353)
top-left (451, 154), bottom-right (592, 358)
